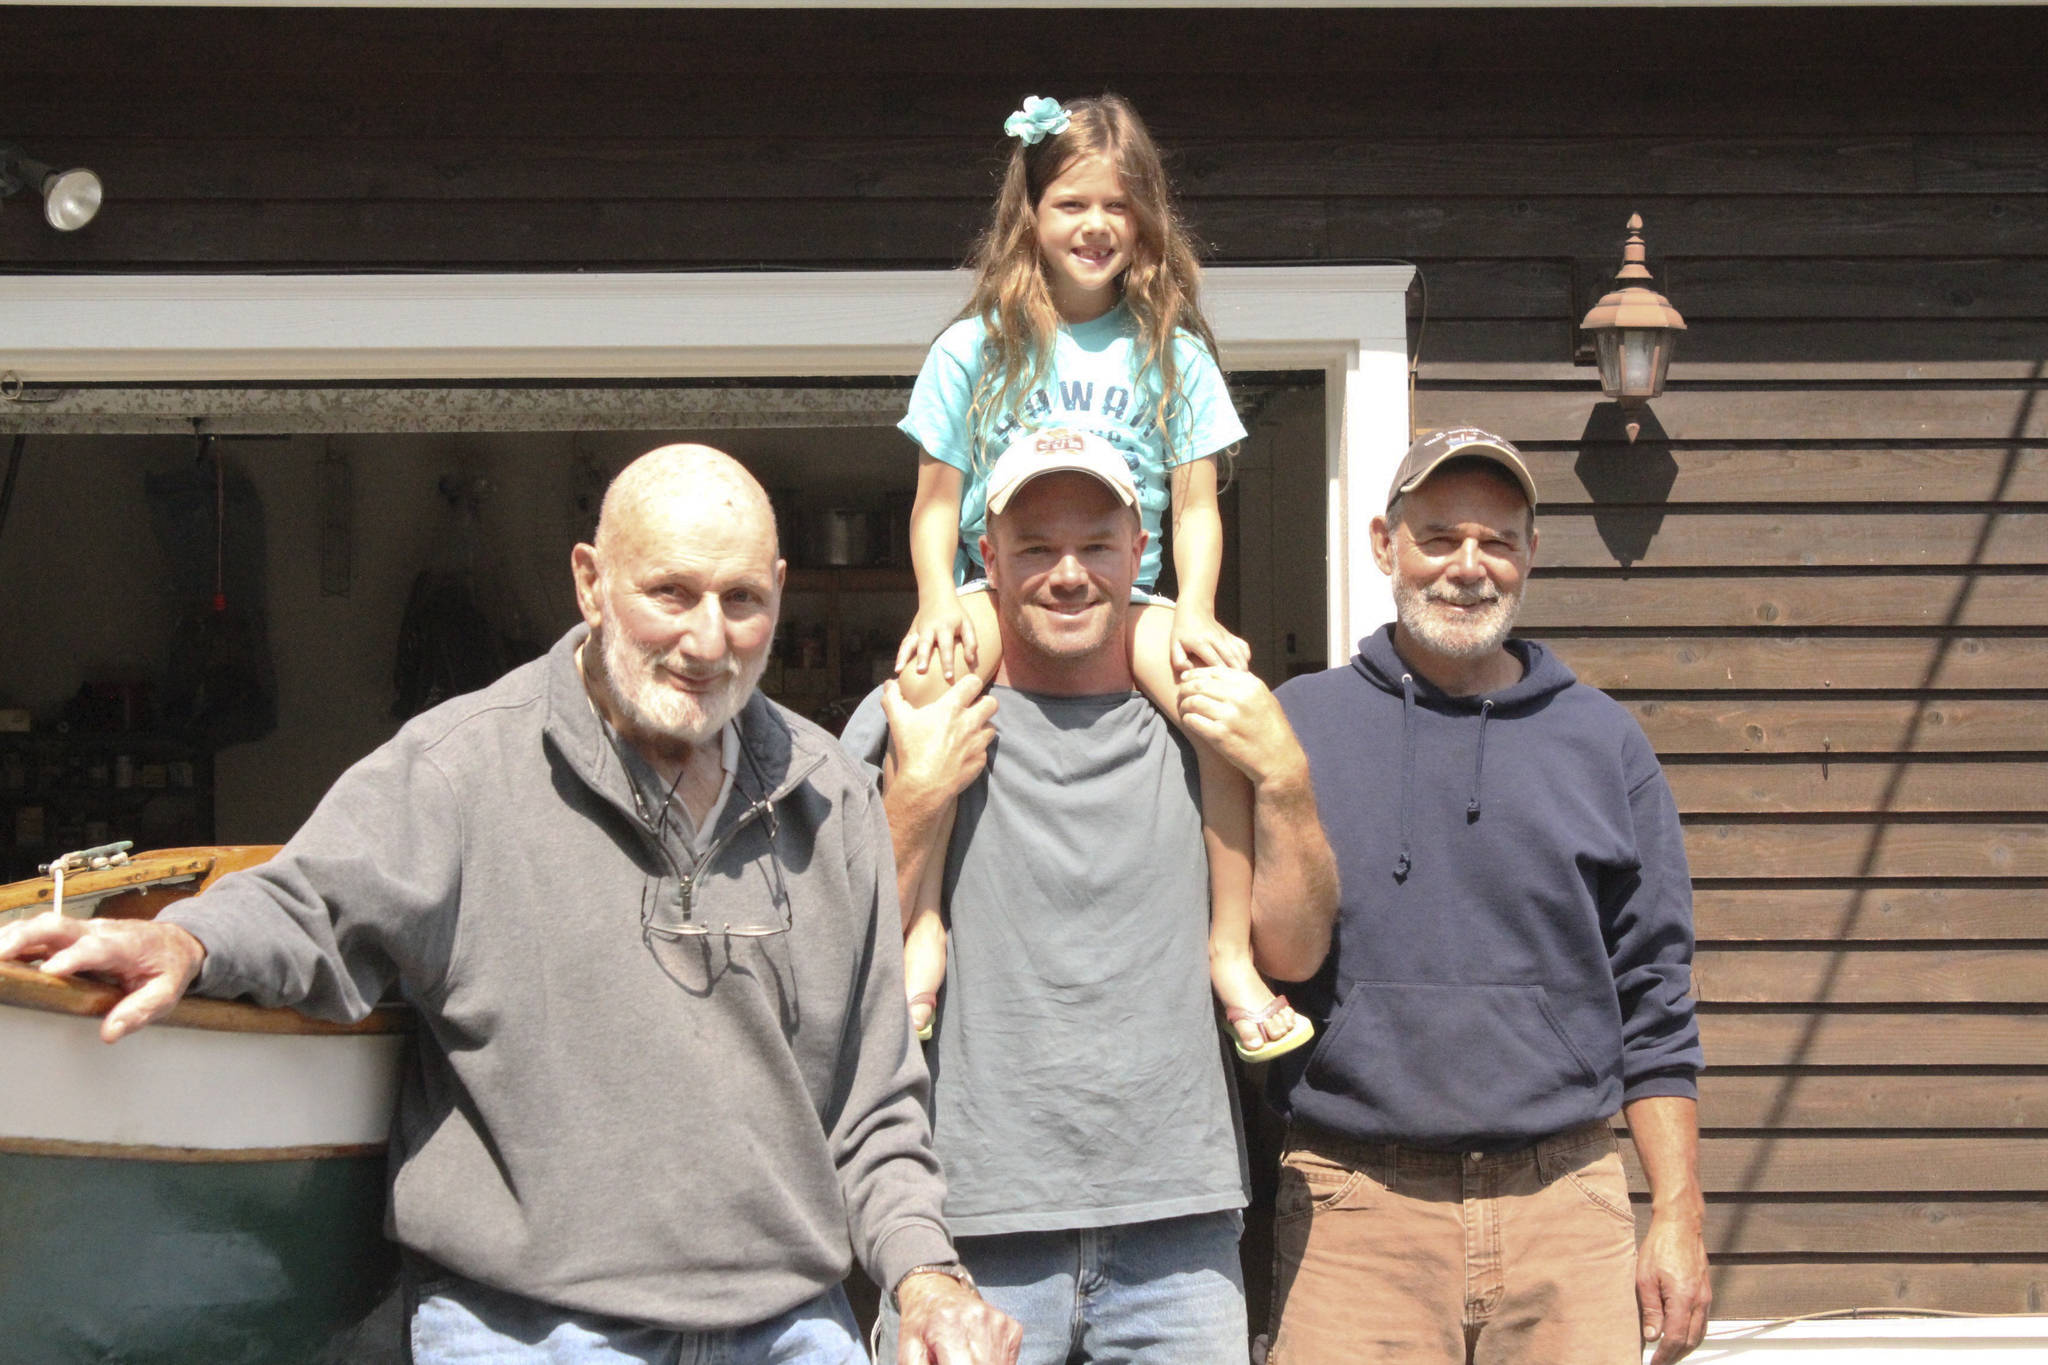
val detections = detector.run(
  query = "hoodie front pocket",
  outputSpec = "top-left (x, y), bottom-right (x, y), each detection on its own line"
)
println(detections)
top-left (1305, 981), bottom-right (1601, 1147)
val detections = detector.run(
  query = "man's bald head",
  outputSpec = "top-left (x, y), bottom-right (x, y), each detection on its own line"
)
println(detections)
top-left (594, 444), bottom-right (780, 565)
top-left (572, 444), bottom-right (784, 760)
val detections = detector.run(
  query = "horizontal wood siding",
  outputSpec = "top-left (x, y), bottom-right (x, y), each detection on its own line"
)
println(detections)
top-left (1422, 373), bottom-right (2045, 1314)
top-left (6, 3), bottom-right (2044, 1323)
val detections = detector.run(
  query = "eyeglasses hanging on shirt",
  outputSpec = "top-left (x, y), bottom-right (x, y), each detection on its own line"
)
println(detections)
top-left (609, 724), bottom-right (793, 941)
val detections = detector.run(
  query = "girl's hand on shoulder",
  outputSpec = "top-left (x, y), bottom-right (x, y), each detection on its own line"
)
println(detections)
top-left (897, 598), bottom-right (979, 683)
top-left (1170, 603), bottom-right (1251, 674)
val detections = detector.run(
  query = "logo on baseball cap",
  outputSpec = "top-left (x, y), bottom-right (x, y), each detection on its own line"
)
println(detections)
top-left (1386, 427), bottom-right (1538, 512)
top-left (985, 427), bottom-right (1140, 516)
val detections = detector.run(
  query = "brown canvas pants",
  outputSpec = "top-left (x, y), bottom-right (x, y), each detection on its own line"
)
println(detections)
top-left (1266, 1119), bottom-right (1642, 1365)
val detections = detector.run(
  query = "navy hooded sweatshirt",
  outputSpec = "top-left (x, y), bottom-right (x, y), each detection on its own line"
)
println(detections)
top-left (1271, 624), bottom-right (1702, 1151)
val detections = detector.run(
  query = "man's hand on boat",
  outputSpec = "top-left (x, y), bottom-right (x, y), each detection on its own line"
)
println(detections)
top-left (0, 913), bottom-right (205, 1043)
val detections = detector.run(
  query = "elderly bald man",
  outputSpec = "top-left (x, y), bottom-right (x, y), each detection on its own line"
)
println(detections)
top-left (0, 446), bottom-right (1020, 1365)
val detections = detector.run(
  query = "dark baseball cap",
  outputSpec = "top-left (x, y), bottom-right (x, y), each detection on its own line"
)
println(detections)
top-left (1386, 427), bottom-right (1538, 513)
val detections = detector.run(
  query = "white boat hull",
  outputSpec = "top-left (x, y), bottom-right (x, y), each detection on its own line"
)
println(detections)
top-left (1, 1002), bottom-right (404, 1154)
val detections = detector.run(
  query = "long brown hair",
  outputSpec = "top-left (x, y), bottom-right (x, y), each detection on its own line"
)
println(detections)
top-left (958, 94), bottom-right (1222, 472)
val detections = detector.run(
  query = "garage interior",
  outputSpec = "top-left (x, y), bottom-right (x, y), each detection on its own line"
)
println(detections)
top-left (0, 380), bottom-right (1327, 872)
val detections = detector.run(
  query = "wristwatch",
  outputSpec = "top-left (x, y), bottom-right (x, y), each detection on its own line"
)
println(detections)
top-left (893, 1260), bottom-right (977, 1308)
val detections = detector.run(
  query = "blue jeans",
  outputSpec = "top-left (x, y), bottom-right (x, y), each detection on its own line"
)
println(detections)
top-left (877, 1210), bottom-right (1248, 1365)
top-left (407, 1266), bottom-right (864, 1365)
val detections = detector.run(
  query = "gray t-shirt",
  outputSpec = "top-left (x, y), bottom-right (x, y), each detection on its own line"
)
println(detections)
top-left (843, 685), bottom-right (1248, 1236)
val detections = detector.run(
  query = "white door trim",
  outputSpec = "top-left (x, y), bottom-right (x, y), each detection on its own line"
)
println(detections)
top-left (0, 265), bottom-right (1414, 655)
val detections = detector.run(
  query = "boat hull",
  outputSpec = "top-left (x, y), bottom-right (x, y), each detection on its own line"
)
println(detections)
top-left (3, 1003), bottom-right (405, 1152)
top-left (0, 848), bottom-right (411, 1364)
top-left (0, 1148), bottom-right (395, 1365)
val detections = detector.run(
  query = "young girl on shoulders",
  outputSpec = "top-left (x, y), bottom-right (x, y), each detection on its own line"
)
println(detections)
top-left (893, 92), bottom-right (1311, 1061)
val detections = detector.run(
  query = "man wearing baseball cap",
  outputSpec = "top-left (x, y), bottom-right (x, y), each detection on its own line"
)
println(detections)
top-left (844, 427), bottom-right (1339, 1362)
top-left (1263, 428), bottom-right (1710, 1364)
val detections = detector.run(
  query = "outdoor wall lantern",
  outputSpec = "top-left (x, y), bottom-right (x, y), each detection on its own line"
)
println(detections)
top-left (0, 144), bottom-right (102, 230)
top-left (1579, 214), bottom-right (1685, 441)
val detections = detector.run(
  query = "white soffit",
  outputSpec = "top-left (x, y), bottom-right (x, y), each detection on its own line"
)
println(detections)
top-left (0, 267), bottom-right (1410, 384)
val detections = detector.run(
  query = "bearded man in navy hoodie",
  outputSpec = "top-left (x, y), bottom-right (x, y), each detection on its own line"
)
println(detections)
top-left (1263, 428), bottom-right (1709, 1365)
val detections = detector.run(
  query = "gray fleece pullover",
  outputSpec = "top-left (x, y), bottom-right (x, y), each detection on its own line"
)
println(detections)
top-left (162, 625), bottom-right (954, 1331)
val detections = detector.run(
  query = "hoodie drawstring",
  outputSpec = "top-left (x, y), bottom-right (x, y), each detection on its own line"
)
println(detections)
top-left (1397, 684), bottom-right (1492, 878)
top-left (1395, 673), bottom-right (1416, 881)
top-left (1468, 699), bottom-right (1493, 819)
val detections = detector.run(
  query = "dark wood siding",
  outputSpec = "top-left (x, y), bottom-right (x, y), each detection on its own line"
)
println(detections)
top-left (1425, 380), bottom-right (2048, 1316)
top-left (7, 4), bottom-right (2046, 1320)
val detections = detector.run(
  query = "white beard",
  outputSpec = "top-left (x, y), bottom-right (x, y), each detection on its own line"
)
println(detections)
top-left (589, 618), bottom-right (762, 747)
top-left (1392, 579), bottom-right (1522, 661)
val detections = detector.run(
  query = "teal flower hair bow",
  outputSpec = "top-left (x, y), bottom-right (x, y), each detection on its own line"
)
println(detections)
top-left (1004, 96), bottom-right (1070, 145)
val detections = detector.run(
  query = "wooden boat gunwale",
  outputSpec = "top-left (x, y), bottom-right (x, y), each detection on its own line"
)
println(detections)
top-left (0, 843), bottom-right (411, 1035)
top-left (0, 960), bottom-right (411, 1035)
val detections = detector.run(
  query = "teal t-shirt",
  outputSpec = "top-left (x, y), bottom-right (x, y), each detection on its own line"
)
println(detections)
top-left (899, 303), bottom-right (1247, 589)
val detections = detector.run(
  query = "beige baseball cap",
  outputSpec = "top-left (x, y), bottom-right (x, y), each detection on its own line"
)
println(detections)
top-left (1387, 427), bottom-right (1539, 512)
top-left (985, 427), bottom-right (1140, 516)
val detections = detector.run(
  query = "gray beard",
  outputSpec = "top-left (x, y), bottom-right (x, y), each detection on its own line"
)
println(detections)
top-left (1391, 580), bottom-right (1521, 661)
top-left (588, 619), bottom-right (760, 749)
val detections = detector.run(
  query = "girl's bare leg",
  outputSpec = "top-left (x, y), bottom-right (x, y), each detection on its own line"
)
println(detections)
top-left (890, 591), bottom-right (1003, 1038)
top-left (1128, 604), bottom-right (1305, 1057)
top-left (900, 870), bottom-right (950, 1040)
